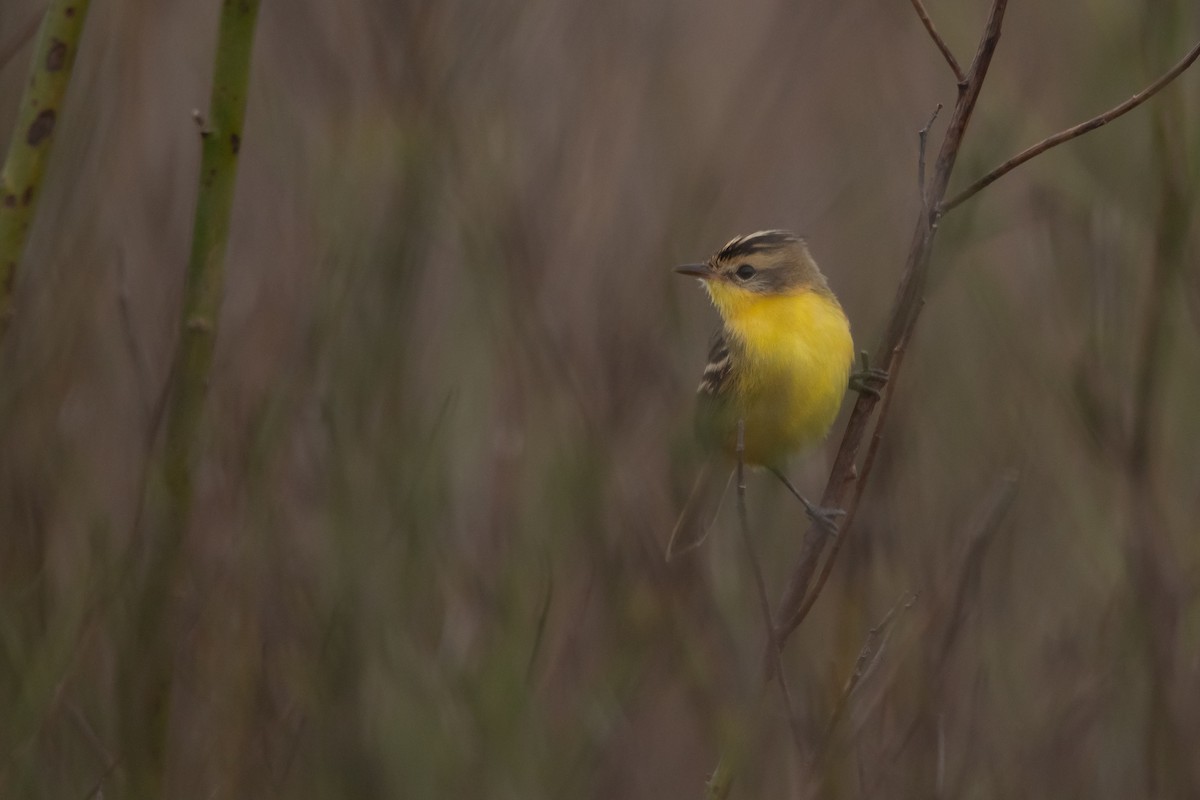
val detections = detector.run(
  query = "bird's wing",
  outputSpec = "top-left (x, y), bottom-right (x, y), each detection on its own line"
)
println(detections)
top-left (698, 330), bottom-right (734, 396)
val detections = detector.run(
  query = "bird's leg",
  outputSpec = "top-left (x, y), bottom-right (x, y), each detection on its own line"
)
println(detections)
top-left (768, 468), bottom-right (844, 537)
top-left (849, 350), bottom-right (889, 399)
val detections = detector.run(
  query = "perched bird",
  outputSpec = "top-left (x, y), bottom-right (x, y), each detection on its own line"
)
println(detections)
top-left (668, 230), bottom-right (872, 560)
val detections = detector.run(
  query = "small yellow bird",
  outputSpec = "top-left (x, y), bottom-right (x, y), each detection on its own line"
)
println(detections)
top-left (668, 230), bottom-right (872, 560)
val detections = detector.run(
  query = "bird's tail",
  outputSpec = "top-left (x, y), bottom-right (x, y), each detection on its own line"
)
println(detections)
top-left (666, 458), bottom-right (733, 561)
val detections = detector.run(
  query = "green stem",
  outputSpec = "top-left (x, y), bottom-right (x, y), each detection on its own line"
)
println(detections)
top-left (163, 0), bottom-right (261, 529)
top-left (123, 3), bottom-right (261, 794)
top-left (0, 0), bottom-right (92, 341)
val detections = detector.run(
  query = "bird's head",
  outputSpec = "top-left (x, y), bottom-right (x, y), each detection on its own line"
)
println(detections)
top-left (675, 230), bottom-right (831, 319)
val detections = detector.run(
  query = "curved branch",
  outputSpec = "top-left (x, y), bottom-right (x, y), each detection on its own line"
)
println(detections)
top-left (941, 37), bottom-right (1200, 213)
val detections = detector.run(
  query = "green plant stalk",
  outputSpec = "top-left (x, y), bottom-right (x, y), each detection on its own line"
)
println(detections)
top-left (124, 2), bottom-right (261, 794)
top-left (0, 0), bottom-right (91, 340)
top-left (164, 0), bottom-right (260, 533)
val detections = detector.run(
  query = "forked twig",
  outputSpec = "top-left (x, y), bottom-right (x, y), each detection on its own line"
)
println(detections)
top-left (941, 38), bottom-right (1200, 213)
top-left (765, 0), bottom-right (1011, 691)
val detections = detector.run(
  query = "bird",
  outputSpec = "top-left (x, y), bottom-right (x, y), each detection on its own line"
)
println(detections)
top-left (667, 230), bottom-right (877, 560)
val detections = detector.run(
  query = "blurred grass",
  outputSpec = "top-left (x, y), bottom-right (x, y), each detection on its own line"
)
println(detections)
top-left (0, 0), bottom-right (1197, 797)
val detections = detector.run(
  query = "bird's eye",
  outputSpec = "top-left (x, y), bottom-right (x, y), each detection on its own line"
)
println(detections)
top-left (735, 264), bottom-right (756, 280)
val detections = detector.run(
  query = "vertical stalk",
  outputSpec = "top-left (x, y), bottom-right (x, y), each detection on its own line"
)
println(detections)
top-left (0, 0), bottom-right (92, 341)
top-left (123, 2), bottom-right (261, 795)
top-left (163, 0), bottom-right (261, 532)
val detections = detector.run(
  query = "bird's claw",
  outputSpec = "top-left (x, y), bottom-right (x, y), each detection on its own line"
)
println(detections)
top-left (849, 350), bottom-right (889, 399)
top-left (804, 503), bottom-right (846, 537)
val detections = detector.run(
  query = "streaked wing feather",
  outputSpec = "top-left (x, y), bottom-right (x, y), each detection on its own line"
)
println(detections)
top-left (698, 330), bottom-right (733, 396)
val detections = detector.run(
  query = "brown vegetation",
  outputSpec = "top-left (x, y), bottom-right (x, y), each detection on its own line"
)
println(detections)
top-left (0, 1), bottom-right (1197, 798)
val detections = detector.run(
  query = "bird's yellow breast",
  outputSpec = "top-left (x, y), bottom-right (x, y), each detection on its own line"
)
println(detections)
top-left (701, 283), bottom-right (854, 467)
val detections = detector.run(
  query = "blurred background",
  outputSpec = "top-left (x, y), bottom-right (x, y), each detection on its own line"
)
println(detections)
top-left (0, 0), bottom-right (1198, 797)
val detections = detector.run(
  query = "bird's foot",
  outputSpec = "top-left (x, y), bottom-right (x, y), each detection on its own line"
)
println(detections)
top-left (769, 467), bottom-right (846, 536)
top-left (801, 498), bottom-right (845, 537)
top-left (849, 350), bottom-right (889, 399)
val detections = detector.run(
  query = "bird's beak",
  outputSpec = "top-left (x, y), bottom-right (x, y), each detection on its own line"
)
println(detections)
top-left (674, 263), bottom-right (710, 279)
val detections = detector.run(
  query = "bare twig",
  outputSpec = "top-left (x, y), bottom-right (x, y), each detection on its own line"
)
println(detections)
top-left (713, 2), bottom-right (1197, 794)
top-left (768, 0), bottom-right (1010, 678)
top-left (941, 37), bottom-right (1200, 213)
top-left (908, 0), bottom-right (966, 85)
top-left (781, 331), bottom-right (914, 641)
top-left (919, 105), bottom-right (943, 220)
top-left (735, 420), bottom-right (805, 758)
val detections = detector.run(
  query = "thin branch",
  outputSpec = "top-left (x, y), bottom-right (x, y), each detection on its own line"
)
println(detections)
top-left (908, 0), bottom-right (965, 85)
top-left (941, 37), bottom-right (1200, 213)
top-left (735, 420), bottom-right (805, 758)
top-left (919, 105), bottom-right (943, 221)
top-left (781, 331), bottom-right (914, 641)
top-left (715, 2), bottom-right (1196, 792)
top-left (768, 0), bottom-right (1009, 671)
